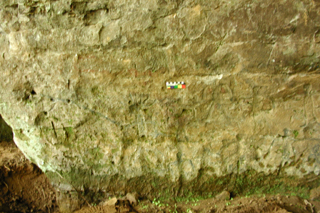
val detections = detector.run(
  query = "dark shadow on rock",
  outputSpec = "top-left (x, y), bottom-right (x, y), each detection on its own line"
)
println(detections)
top-left (0, 114), bottom-right (13, 142)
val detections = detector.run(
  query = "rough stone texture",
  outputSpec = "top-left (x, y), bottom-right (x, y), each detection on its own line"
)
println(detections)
top-left (310, 185), bottom-right (320, 200)
top-left (0, 0), bottom-right (320, 208)
top-left (215, 191), bottom-right (230, 201)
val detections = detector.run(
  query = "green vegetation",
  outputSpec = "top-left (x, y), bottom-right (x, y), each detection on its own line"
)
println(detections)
top-left (293, 130), bottom-right (299, 138)
top-left (152, 198), bottom-right (163, 207)
top-left (230, 171), bottom-right (311, 199)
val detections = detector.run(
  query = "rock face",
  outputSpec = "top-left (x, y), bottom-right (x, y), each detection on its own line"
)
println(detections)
top-left (0, 0), bottom-right (320, 209)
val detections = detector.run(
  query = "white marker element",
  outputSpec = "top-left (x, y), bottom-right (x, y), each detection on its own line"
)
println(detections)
top-left (197, 74), bottom-right (223, 85)
top-left (166, 82), bottom-right (186, 86)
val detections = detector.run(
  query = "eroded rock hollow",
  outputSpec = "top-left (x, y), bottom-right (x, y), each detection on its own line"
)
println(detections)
top-left (0, 0), bottom-right (320, 211)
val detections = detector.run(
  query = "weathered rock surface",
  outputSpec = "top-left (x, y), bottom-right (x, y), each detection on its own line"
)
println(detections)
top-left (310, 186), bottom-right (320, 200)
top-left (215, 191), bottom-right (230, 201)
top-left (0, 0), bottom-right (320, 210)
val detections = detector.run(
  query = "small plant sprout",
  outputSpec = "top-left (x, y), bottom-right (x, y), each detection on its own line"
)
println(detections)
top-left (152, 198), bottom-right (163, 207)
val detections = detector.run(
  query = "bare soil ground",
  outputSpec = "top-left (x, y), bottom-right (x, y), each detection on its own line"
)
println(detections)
top-left (74, 193), bottom-right (320, 213)
top-left (0, 141), bottom-right (57, 213)
top-left (1, 140), bottom-right (320, 213)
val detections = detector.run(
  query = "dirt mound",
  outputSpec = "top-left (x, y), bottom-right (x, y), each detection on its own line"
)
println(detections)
top-left (190, 195), bottom-right (318, 213)
top-left (73, 193), bottom-right (320, 213)
top-left (0, 141), bottom-right (57, 213)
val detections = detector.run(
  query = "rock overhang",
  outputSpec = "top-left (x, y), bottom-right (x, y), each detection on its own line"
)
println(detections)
top-left (0, 0), bottom-right (320, 206)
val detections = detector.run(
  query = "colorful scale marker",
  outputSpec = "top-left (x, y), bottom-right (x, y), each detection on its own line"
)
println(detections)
top-left (166, 82), bottom-right (186, 89)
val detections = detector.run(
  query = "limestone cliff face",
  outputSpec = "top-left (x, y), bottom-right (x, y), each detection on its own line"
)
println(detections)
top-left (0, 0), bottom-right (320, 202)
